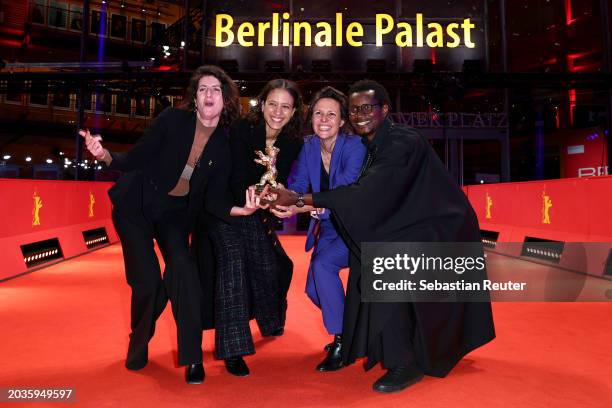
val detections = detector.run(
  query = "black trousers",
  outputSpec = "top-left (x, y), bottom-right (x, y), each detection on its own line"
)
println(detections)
top-left (112, 195), bottom-right (202, 366)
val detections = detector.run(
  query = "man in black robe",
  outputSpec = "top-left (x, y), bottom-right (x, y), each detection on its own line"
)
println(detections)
top-left (267, 80), bottom-right (495, 393)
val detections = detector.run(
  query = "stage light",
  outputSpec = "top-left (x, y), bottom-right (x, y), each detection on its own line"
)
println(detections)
top-left (59, 151), bottom-right (64, 156)
top-left (25, 156), bottom-right (32, 162)
top-left (83, 227), bottom-right (109, 249)
top-left (249, 99), bottom-right (258, 107)
top-left (46, 159), bottom-right (53, 164)
top-left (3, 155), bottom-right (10, 160)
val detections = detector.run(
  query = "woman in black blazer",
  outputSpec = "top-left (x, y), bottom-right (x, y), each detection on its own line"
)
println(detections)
top-left (80, 65), bottom-right (258, 384)
top-left (198, 79), bottom-right (303, 376)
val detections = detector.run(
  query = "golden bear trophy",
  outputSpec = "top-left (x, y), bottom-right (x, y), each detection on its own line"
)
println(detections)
top-left (254, 145), bottom-right (280, 193)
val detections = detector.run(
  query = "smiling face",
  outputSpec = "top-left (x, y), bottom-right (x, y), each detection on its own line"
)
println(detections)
top-left (262, 88), bottom-right (296, 136)
top-left (348, 90), bottom-right (388, 141)
top-left (194, 75), bottom-right (224, 125)
top-left (311, 97), bottom-right (345, 141)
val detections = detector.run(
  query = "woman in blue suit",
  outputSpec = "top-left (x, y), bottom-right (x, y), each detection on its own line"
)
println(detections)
top-left (272, 87), bottom-right (366, 371)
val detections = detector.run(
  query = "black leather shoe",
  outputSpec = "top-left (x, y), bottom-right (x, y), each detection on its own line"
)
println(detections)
top-left (185, 363), bottom-right (205, 384)
top-left (224, 357), bottom-right (250, 377)
top-left (372, 365), bottom-right (424, 393)
top-left (316, 334), bottom-right (344, 372)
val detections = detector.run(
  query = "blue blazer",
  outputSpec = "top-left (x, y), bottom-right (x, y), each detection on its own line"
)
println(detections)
top-left (290, 133), bottom-right (366, 251)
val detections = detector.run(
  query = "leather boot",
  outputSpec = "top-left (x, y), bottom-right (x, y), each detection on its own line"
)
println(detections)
top-left (316, 334), bottom-right (344, 372)
top-left (185, 363), bottom-right (205, 384)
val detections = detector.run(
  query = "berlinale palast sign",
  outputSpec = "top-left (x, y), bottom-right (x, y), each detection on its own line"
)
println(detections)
top-left (215, 13), bottom-right (477, 49)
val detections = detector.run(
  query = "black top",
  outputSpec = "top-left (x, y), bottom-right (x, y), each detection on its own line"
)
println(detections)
top-left (320, 161), bottom-right (329, 192)
top-left (229, 118), bottom-right (303, 206)
top-left (319, 161), bottom-right (340, 228)
top-left (107, 107), bottom-right (233, 226)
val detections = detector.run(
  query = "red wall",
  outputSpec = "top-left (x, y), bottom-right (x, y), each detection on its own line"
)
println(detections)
top-left (465, 175), bottom-right (612, 276)
top-left (0, 179), bottom-right (118, 280)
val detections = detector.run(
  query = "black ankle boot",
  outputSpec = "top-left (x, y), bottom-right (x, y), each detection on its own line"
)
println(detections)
top-left (316, 334), bottom-right (344, 372)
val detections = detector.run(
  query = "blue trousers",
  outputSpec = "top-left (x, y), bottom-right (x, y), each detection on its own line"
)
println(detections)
top-left (305, 219), bottom-right (348, 335)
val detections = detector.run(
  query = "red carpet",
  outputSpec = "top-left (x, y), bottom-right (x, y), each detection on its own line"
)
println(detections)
top-left (0, 235), bottom-right (610, 407)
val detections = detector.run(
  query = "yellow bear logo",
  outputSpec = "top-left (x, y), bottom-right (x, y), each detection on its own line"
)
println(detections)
top-left (32, 191), bottom-right (43, 226)
top-left (541, 191), bottom-right (552, 224)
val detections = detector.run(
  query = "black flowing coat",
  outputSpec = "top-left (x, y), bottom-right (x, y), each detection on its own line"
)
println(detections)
top-left (313, 119), bottom-right (495, 377)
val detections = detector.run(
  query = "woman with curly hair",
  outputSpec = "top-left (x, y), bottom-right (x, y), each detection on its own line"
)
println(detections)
top-left (80, 65), bottom-right (257, 384)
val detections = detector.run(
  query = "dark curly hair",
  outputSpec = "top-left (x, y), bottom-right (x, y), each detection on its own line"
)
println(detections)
top-left (246, 78), bottom-right (303, 140)
top-left (347, 79), bottom-right (392, 112)
top-left (181, 65), bottom-right (240, 127)
top-left (307, 86), bottom-right (351, 134)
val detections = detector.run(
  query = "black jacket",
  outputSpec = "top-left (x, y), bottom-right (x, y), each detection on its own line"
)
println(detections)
top-left (229, 118), bottom-right (303, 205)
top-left (107, 107), bottom-right (233, 227)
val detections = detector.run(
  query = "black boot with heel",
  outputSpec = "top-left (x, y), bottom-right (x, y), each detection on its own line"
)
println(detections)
top-left (316, 334), bottom-right (344, 372)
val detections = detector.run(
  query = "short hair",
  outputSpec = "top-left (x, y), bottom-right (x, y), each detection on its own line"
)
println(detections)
top-left (347, 79), bottom-right (392, 109)
top-left (307, 86), bottom-right (350, 134)
top-left (181, 65), bottom-right (240, 127)
top-left (246, 78), bottom-right (304, 140)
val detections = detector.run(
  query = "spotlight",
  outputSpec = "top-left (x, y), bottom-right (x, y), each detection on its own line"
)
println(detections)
top-left (46, 159), bottom-right (53, 164)
top-left (25, 156), bottom-right (32, 162)
top-left (249, 99), bottom-right (258, 107)
top-left (2, 155), bottom-right (10, 160)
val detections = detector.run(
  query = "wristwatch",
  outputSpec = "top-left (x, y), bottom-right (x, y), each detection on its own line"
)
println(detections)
top-left (295, 192), bottom-right (305, 208)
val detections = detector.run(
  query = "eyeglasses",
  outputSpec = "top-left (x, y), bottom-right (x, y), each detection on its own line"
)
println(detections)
top-left (348, 103), bottom-right (381, 115)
